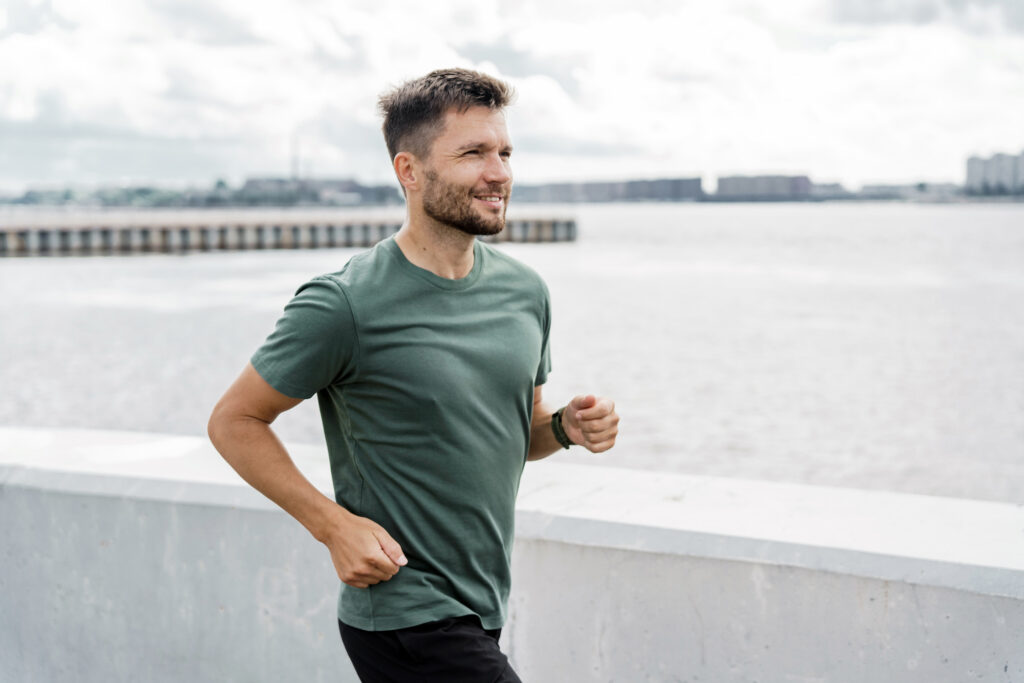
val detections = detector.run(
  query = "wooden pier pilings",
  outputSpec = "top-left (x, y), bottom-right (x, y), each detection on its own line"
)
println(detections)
top-left (0, 210), bottom-right (577, 257)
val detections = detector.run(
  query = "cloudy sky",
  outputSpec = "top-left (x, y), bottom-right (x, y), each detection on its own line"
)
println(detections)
top-left (2, 0), bottom-right (1023, 193)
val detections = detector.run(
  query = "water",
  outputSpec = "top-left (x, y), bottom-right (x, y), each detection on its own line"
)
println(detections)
top-left (2, 202), bottom-right (1022, 503)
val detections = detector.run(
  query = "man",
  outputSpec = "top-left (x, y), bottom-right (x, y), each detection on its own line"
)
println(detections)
top-left (207, 68), bottom-right (619, 682)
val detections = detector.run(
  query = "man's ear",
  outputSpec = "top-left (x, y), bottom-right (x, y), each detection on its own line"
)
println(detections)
top-left (394, 152), bottom-right (420, 193)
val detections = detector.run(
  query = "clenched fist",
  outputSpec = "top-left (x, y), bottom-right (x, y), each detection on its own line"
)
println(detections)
top-left (561, 394), bottom-right (619, 453)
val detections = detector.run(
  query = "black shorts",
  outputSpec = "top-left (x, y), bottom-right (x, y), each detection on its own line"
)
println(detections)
top-left (338, 615), bottom-right (522, 683)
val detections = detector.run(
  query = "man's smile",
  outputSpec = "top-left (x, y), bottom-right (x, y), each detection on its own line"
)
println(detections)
top-left (474, 193), bottom-right (505, 210)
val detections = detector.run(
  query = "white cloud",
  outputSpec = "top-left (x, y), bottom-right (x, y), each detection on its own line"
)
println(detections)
top-left (2, 0), bottom-right (1024, 191)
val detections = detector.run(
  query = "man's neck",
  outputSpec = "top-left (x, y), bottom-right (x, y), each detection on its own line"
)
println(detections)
top-left (394, 209), bottom-right (476, 280)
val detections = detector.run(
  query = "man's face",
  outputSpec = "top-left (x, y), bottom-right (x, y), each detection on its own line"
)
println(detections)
top-left (419, 106), bottom-right (513, 236)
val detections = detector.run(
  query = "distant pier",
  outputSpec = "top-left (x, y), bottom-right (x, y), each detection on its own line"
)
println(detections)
top-left (0, 209), bottom-right (576, 256)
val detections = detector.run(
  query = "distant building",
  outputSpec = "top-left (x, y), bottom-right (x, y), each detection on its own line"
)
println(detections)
top-left (860, 183), bottom-right (960, 201)
top-left (965, 150), bottom-right (1024, 195)
top-left (623, 178), bottom-right (704, 201)
top-left (512, 177), bottom-right (703, 203)
top-left (916, 183), bottom-right (962, 201)
top-left (810, 183), bottom-right (852, 200)
top-left (859, 184), bottom-right (912, 200)
top-left (238, 177), bottom-right (401, 205)
top-left (990, 154), bottom-right (1017, 193)
top-left (715, 175), bottom-right (812, 200)
top-left (966, 156), bottom-right (986, 193)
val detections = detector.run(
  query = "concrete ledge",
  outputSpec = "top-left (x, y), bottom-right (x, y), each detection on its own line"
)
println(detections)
top-left (516, 463), bottom-right (1024, 601)
top-left (5, 427), bottom-right (1022, 596)
top-left (3, 427), bottom-right (1023, 681)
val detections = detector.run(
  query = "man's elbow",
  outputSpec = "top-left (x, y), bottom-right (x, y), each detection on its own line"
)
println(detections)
top-left (207, 400), bottom-right (274, 454)
top-left (206, 401), bottom-right (232, 453)
top-left (207, 410), bottom-right (222, 450)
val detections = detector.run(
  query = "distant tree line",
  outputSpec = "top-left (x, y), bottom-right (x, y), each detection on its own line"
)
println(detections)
top-left (1, 178), bottom-right (403, 208)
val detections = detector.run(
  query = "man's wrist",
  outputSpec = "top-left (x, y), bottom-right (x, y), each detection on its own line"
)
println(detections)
top-left (310, 501), bottom-right (353, 545)
top-left (550, 407), bottom-right (573, 449)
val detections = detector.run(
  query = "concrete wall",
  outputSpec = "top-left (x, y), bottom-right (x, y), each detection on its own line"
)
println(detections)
top-left (508, 542), bottom-right (1024, 681)
top-left (3, 427), bottom-right (1023, 682)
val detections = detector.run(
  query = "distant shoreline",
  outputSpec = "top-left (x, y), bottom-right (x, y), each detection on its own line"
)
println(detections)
top-left (3, 197), bottom-right (1023, 215)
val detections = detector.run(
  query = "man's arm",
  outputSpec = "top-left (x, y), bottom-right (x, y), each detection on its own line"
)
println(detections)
top-left (207, 363), bottom-right (407, 588)
top-left (528, 385), bottom-right (619, 461)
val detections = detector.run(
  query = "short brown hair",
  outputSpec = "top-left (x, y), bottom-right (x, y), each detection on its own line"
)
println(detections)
top-left (378, 68), bottom-right (514, 162)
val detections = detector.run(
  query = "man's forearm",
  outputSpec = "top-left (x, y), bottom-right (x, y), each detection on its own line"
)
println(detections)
top-left (208, 363), bottom-right (406, 587)
top-left (527, 401), bottom-right (565, 461)
top-left (208, 414), bottom-right (344, 542)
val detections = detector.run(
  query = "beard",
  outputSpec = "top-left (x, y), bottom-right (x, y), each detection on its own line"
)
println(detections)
top-left (421, 169), bottom-right (508, 237)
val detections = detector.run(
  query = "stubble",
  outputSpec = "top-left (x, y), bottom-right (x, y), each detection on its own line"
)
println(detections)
top-left (422, 170), bottom-right (508, 237)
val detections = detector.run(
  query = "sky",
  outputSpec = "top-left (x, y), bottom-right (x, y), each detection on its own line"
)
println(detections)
top-left (2, 0), bottom-right (1024, 193)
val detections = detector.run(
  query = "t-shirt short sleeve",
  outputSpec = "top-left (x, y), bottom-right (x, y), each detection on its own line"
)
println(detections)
top-left (535, 280), bottom-right (552, 387)
top-left (250, 277), bottom-right (358, 399)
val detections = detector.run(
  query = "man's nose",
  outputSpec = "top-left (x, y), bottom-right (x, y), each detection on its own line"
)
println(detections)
top-left (482, 152), bottom-right (511, 185)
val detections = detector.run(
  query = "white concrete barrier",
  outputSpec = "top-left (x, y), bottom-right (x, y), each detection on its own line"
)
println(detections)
top-left (2, 427), bottom-right (1023, 682)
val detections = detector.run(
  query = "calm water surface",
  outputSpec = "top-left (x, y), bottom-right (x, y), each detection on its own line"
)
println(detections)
top-left (2, 202), bottom-right (1022, 502)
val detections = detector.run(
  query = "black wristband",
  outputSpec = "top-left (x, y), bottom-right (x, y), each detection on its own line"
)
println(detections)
top-left (550, 407), bottom-right (573, 449)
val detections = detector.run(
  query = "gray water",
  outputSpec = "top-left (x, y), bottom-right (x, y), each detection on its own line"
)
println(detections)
top-left (2, 202), bottom-right (1022, 503)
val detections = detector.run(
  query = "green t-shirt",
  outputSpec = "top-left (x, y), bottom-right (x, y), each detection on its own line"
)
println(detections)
top-left (251, 237), bottom-right (551, 630)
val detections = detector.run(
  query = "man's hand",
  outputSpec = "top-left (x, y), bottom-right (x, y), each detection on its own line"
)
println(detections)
top-left (561, 394), bottom-right (619, 453)
top-left (322, 509), bottom-right (409, 589)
